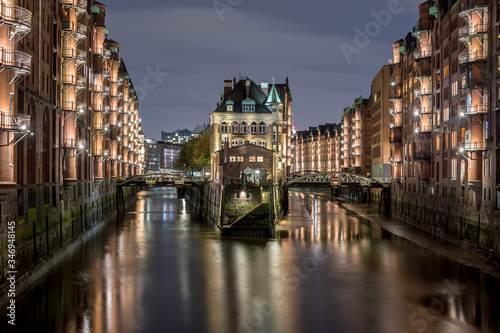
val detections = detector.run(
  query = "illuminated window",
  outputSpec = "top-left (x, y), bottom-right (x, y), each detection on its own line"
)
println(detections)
top-left (249, 156), bottom-right (256, 162)
top-left (259, 122), bottom-right (267, 134)
top-left (452, 81), bottom-right (458, 96)
top-left (257, 156), bottom-right (264, 162)
top-left (237, 156), bottom-right (244, 162)
top-left (221, 122), bottom-right (228, 133)
top-left (451, 158), bottom-right (457, 179)
top-left (251, 122), bottom-right (257, 134)
top-left (227, 104), bottom-right (233, 112)
top-left (229, 156), bottom-right (236, 162)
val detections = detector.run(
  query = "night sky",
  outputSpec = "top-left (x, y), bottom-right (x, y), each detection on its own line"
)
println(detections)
top-left (103, 0), bottom-right (418, 139)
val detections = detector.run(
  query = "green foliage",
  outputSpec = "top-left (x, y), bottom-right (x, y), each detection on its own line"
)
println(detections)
top-left (174, 131), bottom-right (210, 172)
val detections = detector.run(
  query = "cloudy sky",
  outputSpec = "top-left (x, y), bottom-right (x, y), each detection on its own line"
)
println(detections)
top-left (103, 0), bottom-right (419, 139)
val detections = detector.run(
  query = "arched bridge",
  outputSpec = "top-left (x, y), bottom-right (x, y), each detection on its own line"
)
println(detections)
top-left (118, 172), bottom-right (205, 187)
top-left (287, 172), bottom-right (388, 188)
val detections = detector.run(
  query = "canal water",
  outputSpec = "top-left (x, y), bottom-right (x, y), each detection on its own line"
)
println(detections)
top-left (2, 187), bottom-right (500, 333)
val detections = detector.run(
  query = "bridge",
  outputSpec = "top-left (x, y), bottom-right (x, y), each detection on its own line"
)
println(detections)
top-left (118, 172), bottom-right (205, 187)
top-left (287, 172), bottom-right (388, 188)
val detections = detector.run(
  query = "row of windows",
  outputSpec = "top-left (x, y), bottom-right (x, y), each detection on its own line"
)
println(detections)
top-left (220, 122), bottom-right (268, 134)
top-left (229, 156), bottom-right (264, 162)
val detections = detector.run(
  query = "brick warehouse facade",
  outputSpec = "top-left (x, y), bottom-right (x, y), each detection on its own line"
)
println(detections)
top-left (292, 0), bottom-right (500, 255)
top-left (0, 0), bottom-right (144, 266)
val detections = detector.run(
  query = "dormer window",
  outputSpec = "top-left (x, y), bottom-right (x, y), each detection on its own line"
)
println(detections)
top-left (243, 105), bottom-right (255, 112)
top-left (226, 98), bottom-right (234, 112)
top-left (242, 98), bottom-right (256, 112)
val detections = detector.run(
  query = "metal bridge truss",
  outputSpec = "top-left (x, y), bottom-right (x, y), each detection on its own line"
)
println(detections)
top-left (287, 172), bottom-right (387, 187)
top-left (118, 172), bottom-right (204, 186)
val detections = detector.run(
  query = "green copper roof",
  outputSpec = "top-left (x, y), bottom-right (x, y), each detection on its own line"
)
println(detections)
top-left (226, 98), bottom-right (234, 105)
top-left (265, 82), bottom-right (283, 105)
top-left (429, 5), bottom-right (438, 19)
top-left (109, 45), bottom-right (118, 53)
top-left (91, 5), bottom-right (100, 14)
top-left (242, 98), bottom-right (255, 105)
top-left (399, 45), bottom-right (406, 56)
top-left (356, 95), bottom-right (364, 105)
top-left (105, 28), bottom-right (109, 35)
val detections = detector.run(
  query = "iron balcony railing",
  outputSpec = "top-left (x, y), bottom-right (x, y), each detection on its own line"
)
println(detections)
top-left (0, 112), bottom-right (30, 132)
top-left (62, 138), bottom-right (86, 149)
top-left (61, 101), bottom-right (86, 113)
top-left (0, 2), bottom-right (32, 36)
top-left (414, 47), bottom-right (432, 60)
top-left (414, 126), bottom-right (432, 133)
top-left (62, 48), bottom-right (87, 63)
top-left (62, 0), bottom-right (88, 12)
top-left (389, 121), bottom-right (402, 129)
top-left (459, 104), bottom-right (488, 115)
top-left (459, 0), bottom-right (488, 16)
top-left (459, 50), bottom-right (487, 65)
top-left (62, 21), bottom-right (87, 40)
top-left (0, 48), bottom-right (31, 75)
top-left (459, 141), bottom-right (487, 151)
top-left (458, 24), bottom-right (487, 40)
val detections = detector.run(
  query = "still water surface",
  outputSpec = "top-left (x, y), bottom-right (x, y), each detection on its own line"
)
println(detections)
top-left (2, 188), bottom-right (500, 333)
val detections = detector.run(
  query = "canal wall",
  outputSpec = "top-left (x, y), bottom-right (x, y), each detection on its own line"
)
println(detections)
top-left (185, 181), bottom-right (287, 237)
top-left (0, 180), bottom-right (140, 308)
top-left (369, 187), bottom-right (500, 264)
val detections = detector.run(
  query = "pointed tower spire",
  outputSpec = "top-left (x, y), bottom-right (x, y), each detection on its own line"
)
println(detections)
top-left (265, 80), bottom-right (282, 106)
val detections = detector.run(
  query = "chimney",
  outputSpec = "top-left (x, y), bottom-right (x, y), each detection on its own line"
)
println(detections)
top-left (223, 80), bottom-right (232, 95)
top-left (261, 80), bottom-right (269, 96)
top-left (246, 78), bottom-right (250, 97)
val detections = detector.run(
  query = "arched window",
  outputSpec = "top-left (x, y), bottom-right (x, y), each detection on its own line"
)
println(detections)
top-left (221, 122), bottom-right (228, 133)
top-left (251, 122), bottom-right (257, 134)
top-left (259, 122), bottom-right (266, 134)
top-left (240, 122), bottom-right (247, 134)
top-left (232, 122), bottom-right (239, 134)
top-left (231, 140), bottom-right (239, 147)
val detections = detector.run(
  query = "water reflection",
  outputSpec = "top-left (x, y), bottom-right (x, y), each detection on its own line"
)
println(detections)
top-left (2, 188), bottom-right (500, 333)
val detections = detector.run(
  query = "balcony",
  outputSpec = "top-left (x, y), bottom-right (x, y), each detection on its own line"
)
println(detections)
top-left (389, 157), bottom-right (402, 164)
top-left (459, 104), bottom-right (488, 115)
top-left (459, 24), bottom-right (487, 41)
top-left (413, 151), bottom-right (431, 160)
top-left (389, 108), bottom-right (402, 115)
top-left (62, 101), bottom-right (86, 113)
top-left (62, 21), bottom-right (87, 41)
top-left (459, 141), bottom-right (487, 151)
top-left (0, 48), bottom-right (31, 76)
top-left (388, 58), bottom-right (400, 66)
top-left (117, 92), bottom-right (124, 100)
top-left (62, 0), bottom-right (88, 15)
top-left (93, 148), bottom-right (109, 157)
top-left (103, 86), bottom-right (110, 96)
top-left (389, 78), bottom-right (401, 86)
top-left (389, 92), bottom-right (402, 101)
top-left (93, 121), bottom-right (109, 132)
top-left (62, 48), bottom-right (87, 66)
top-left (414, 126), bottom-right (432, 133)
top-left (0, 2), bottom-right (32, 39)
top-left (459, 50), bottom-right (487, 65)
top-left (414, 48), bottom-right (432, 60)
top-left (414, 87), bottom-right (431, 98)
top-left (460, 79), bottom-right (486, 91)
top-left (459, 0), bottom-right (488, 18)
top-left (117, 77), bottom-right (124, 86)
top-left (102, 48), bottom-right (111, 60)
top-left (389, 122), bottom-right (402, 129)
top-left (62, 138), bottom-right (86, 150)
top-left (117, 106), bottom-right (123, 114)
top-left (0, 112), bottom-right (30, 132)
top-left (414, 29), bottom-right (431, 39)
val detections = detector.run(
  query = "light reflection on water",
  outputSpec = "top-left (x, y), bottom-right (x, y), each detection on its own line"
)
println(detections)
top-left (2, 188), bottom-right (500, 333)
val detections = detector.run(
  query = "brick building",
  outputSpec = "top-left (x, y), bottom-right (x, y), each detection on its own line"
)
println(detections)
top-left (0, 0), bottom-right (144, 224)
top-left (209, 77), bottom-right (292, 182)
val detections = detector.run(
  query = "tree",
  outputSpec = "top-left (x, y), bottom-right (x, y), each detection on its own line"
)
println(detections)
top-left (173, 131), bottom-right (210, 173)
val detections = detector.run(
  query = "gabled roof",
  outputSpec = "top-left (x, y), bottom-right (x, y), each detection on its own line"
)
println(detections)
top-left (214, 80), bottom-right (272, 114)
